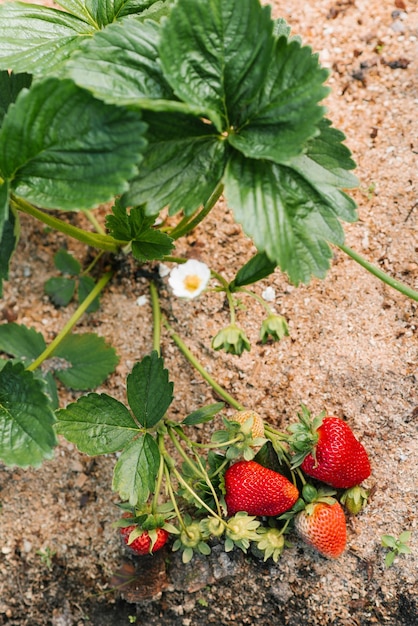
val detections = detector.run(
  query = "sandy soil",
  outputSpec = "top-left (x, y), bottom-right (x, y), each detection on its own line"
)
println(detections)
top-left (0, 0), bottom-right (417, 625)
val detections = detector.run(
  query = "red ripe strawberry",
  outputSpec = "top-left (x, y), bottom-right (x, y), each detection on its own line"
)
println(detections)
top-left (120, 515), bottom-right (169, 555)
top-left (295, 501), bottom-right (347, 559)
top-left (300, 417), bottom-right (371, 488)
top-left (224, 460), bottom-right (299, 516)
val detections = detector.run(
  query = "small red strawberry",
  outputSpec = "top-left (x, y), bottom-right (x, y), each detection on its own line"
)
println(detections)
top-left (295, 500), bottom-right (347, 559)
top-left (224, 460), bottom-right (299, 517)
top-left (119, 514), bottom-right (169, 555)
top-left (289, 407), bottom-right (371, 488)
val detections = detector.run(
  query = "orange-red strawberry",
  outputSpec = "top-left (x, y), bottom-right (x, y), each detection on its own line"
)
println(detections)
top-left (289, 408), bottom-right (371, 488)
top-left (224, 460), bottom-right (299, 517)
top-left (294, 500), bottom-right (347, 559)
top-left (120, 514), bottom-right (169, 555)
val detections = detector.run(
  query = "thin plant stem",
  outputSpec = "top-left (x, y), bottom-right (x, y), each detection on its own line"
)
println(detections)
top-left (164, 464), bottom-right (187, 532)
top-left (149, 282), bottom-right (162, 355)
top-left (26, 271), bottom-right (113, 371)
top-left (167, 427), bottom-right (203, 478)
top-left (12, 196), bottom-right (125, 252)
top-left (338, 243), bottom-right (418, 302)
top-left (237, 287), bottom-right (273, 315)
top-left (192, 451), bottom-right (223, 518)
top-left (172, 466), bottom-right (227, 526)
top-left (164, 319), bottom-right (244, 411)
top-left (169, 183), bottom-right (224, 240)
top-left (82, 250), bottom-right (105, 276)
top-left (82, 209), bottom-right (106, 235)
top-left (151, 453), bottom-right (166, 514)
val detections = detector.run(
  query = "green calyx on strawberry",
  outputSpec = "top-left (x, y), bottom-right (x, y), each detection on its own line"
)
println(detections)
top-left (340, 485), bottom-right (370, 515)
top-left (288, 405), bottom-right (371, 489)
top-left (224, 459), bottom-right (299, 517)
top-left (115, 505), bottom-right (178, 556)
top-left (294, 484), bottom-right (347, 559)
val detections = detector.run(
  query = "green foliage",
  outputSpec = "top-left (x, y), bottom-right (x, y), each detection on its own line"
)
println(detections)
top-left (0, 323), bottom-right (118, 392)
top-left (56, 352), bottom-right (172, 506)
top-left (0, 78), bottom-right (146, 212)
top-left (126, 351), bottom-right (174, 428)
top-left (0, 362), bottom-right (57, 467)
top-left (106, 202), bottom-right (174, 262)
top-left (381, 532), bottom-right (412, 568)
top-left (44, 249), bottom-right (100, 311)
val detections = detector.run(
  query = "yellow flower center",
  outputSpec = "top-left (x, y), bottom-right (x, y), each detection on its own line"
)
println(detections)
top-left (183, 274), bottom-right (202, 292)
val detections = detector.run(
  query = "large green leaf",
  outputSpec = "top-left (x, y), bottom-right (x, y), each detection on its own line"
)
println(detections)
top-left (126, 351), bottom-right (173, 428)
top-left (227, 36), bottom-right (329, 163)
top-left (0, 2), bottom-right (96, 75)
top-left (52, 333), bottom-right (119, 390)
top-left (0, 362), bottom-right (56, 468)
top-left (55, 393), bottom-right (139, 454)
top-left (0, 178), bottom-right (9, 244)
top-left (224, 149), bottom-right (356, 285)
top-left (112, 432), bottom-right (160, 506)
top-left (0, 201), bottom-right (18, 298)
top-left (123, 110), bottom-right (226, 215)
top-left (158, 0), bottom-right (274, 131)
top-left (0, 78), bottom-right (146, 210)
top-left (0, 323), bottom-right (46, 362)
top-left (58, 0), bottom-right (170, 26)
top-left (67, 18), bottom-right (176, 107)
top-left (0, 70), bottom-right (32, 127)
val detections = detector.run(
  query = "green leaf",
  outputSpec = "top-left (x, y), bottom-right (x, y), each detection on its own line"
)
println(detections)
top-left (131, 229), bottom-right (174, 262)
top-left (53, 248), bottom-right (81, 276)
top-left (158, 0), bottom-right (275, 131)
top-left (182, 402), bottom-right (225, 426)
top-left (112, 432), bottom-right (160, 506)
top-left (0, 2), bottom-right (96, 75)
top-left (0, 78), bottom-right (146, 211)
top-left (67, 18), bottom-right (178, 109)
top-left (106, 203), bottom-right (174, 261)
top-left (385, 551), bottom-right (396, 568)
top-left (58, 0), bottom-right (171, 27)
top-left (78, 275), bottom-right (100, 313)
top-left (127, 352), bottom-right (173, 428)
top-left (52, 333), bottom-right (119, 390)
top-left (0, 178), bottom-right (10, 247)
top-left (0, 202), bottom-right (19, 298)
top-left (0, 323), bottom-right (46, 362)
top-left (55, 392), bottom-right (139, 454)
top-left (0, 70), bottom-right (32, 127)
top-left (227, 36), bottom-right (329, 163)
top-left (44, 277), bottom-right (76, 307)
top-left (123, 110), bottom-right (226, 216)
top-left (230, 252), bottom-right (276, 289)
top-left (224, 149), bottom-right (356, 285)
top-left (0, 362), bottom-right (56, 468)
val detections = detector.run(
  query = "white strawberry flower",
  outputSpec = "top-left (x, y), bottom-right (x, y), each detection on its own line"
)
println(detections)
top-left (168, 259), bottom-right (210, 299)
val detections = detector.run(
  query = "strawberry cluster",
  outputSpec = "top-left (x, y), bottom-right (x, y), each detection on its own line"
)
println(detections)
top-left (116, 406), bottom-right (371, 563)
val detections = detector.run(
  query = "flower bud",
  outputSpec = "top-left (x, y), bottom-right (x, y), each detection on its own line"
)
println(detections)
top-left (211, 324), bottom-right (251, 355)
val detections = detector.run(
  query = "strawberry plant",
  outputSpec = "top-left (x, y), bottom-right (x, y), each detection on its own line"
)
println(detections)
top-left (0, 0), bottom-right (416, 572)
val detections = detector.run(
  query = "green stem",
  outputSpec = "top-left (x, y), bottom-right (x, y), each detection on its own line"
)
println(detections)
top-left (151, 453), bottom-right (166, 514)
top-left (164, 319), bottom-right (244, 411)
top-left (172, 466), bottom-right (226, 525)
top-left (12, 196), bottom-right (126, 252)
top-left (149, 282), bottom-right (162, 355)
top-left (167, 427), bottom-right (203, 478)
top-left (82, 209), bottom-right (106, 235)
top-left (82, 250), bottom-right (105, 276)
top-left (164, 463), bottom-right (187, 532)
top-left (237, 287), bottom-right (274, 315)
top-left (192, 452), bottom-right (223, 518)
top-left (338, 243), bottom-right (418, 302)
top-left (169, 183), bottom-right (224, 240)
top-left (26, 271), bottom-right (113, 372)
